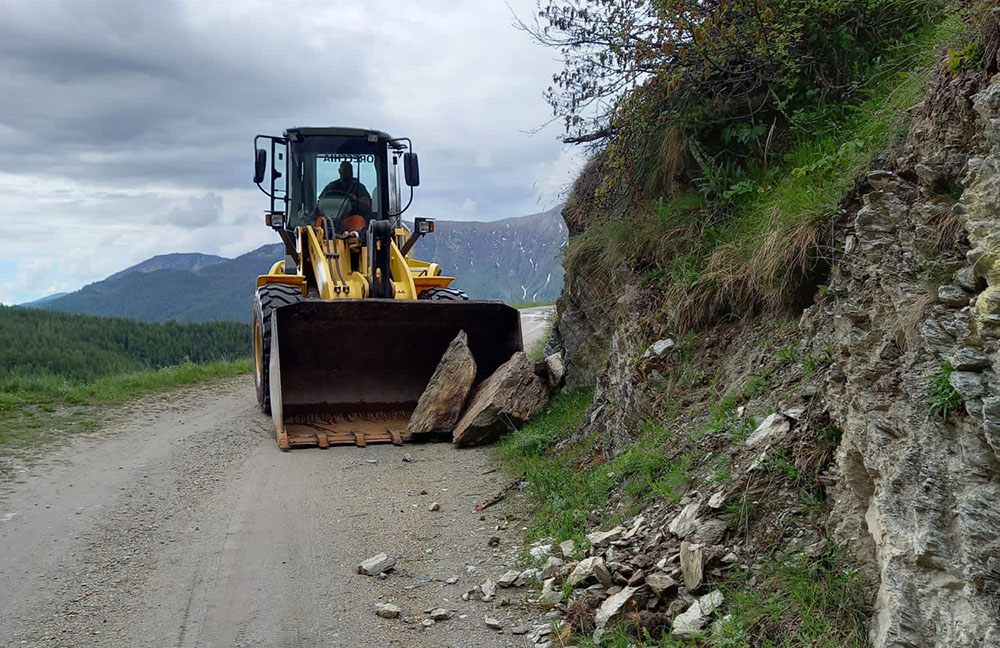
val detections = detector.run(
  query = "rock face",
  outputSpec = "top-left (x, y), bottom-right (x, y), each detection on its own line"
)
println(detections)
top-left (542, 65), bottom-right (1000, 648)
top-left (407, 331), bottom-right (477, 436)
top-left (452, 352), bottom-right (551, 447)
top-left (810, 69), bottom-right (1000, 648)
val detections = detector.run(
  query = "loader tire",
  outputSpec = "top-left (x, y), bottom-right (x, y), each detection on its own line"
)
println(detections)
top-left (253, 283), bottom-right (302, 415)
top-left (419, 287), bottom-right (470, 301)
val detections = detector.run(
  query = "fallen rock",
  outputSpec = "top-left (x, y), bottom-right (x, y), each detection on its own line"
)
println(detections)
top-left (592, 586), bottom-right (640, 643)
top-left (453, 352), bottom-right (551, 446)
top-left (358, 553), bottom-right (396, 576)
top-left (428, 501), bottom-right (440, 512)
top-left (515, 567), bottom-right (539, 587)
top-left (497, 569), bottom-right (521, 588)
top-left (429, 608), bottom-right (451, 621)
top-left (376, 602), bottom-right (400, 619)
top-left (511, 624), bottom-right (530, 635)
top-left (645, 572), bottom-right (678, 596)
top-left (484, 615), bottom-right (503, 630)
top-left (480, 578), bottom-right (497, 600)
top-left (745, 413), bottom-right (791, 449)
top-left (530, 544), bottom-right (553, 561)
top-left (544, 352), bottom-right (566, 388)
top-left (538, 577), bottom-right (563, 604)
top-left (586, 525), bottom-right (625, 548)
top-left (691, 519), bottom-right (728, 545)
top-left (421, 618), bottom-right (435, 628)
top-left (407, 330), bottom-right (477, 435)
top-left (707, 491), bottom-right (725, 509)
top-left (566, 556), bottom-right (612, 588)
top-left (623, 515), bottom-right (645, 540)
top-left (672, 590), bottom-right (724, 638)
top-left (642, 338), bottom-right (676, 359)
top-left (668, 503), bottom-right (701, 539)
top-left (541, 556), bottom-right (565, 579)
top-left (556, 539), bottom-right (576, 558)
top-left (680, 542), bottom-right (704, 591)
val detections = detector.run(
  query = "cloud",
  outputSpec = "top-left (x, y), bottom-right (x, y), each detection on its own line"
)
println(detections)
top-left (165, 193), bottom-right (224, 228)
top-left (0, 0), bottom-right (583, 303)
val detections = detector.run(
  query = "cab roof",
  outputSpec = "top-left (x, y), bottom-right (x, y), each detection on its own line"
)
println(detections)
top-left (284, 127), bottom-right (397, 143)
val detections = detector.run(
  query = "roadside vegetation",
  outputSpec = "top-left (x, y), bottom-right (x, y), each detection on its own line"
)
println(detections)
top-left (497, 2), bottom-right (1000, 644)
top-left (526, 0), bottom-right (982, 330)
top-left (0, 306), bottom-right (250, 465)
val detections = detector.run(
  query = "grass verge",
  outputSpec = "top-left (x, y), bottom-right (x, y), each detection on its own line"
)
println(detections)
top-left (0, 358), bottom-right (251, 456)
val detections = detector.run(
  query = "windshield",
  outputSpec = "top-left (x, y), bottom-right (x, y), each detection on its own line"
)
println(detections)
top-left (287, 135), bottom-right (388, 231)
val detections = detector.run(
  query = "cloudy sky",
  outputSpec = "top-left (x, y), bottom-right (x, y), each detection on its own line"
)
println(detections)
top-left (0, 0), bottom-right (583, 304)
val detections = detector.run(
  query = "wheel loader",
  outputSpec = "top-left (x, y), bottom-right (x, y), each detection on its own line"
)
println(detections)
top-left (251, 127), bottom-right (522, 449)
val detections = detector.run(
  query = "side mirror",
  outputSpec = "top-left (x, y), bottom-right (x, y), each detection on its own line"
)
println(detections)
top-left (253, 149), bottom-right (267, 184)
top-left (403, 152), bottom-right (420, 187)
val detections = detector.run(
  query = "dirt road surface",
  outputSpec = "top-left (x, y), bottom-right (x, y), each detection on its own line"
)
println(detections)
top-left (0, 309), bottom-right (554, 647)
top-left (517, 307), bottom-right (553, 352)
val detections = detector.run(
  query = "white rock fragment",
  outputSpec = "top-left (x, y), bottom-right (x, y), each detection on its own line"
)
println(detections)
top-left (538, 577), bottom-right (563, 604)
top-left (708, 491), bottom-right (726, 509)
top-left (497, 569), bottom-right (521, 588)
top-left (515, 567), bottom-right (539, 586)
top-left (530, 544), bottom-right (553, 561)
top-left (566, 556), bottom-right (612, 588)
top-left (745, 412), bottom-right (791, 449)
top-left (672, 590), bottom-right (724, 638)
top-left (541, 556), bottom-right (565, 579)
top-left (592, 585), bottom-right (639, 643)
top-left (428, 501), bottom-right (440, 511)
top-left (484, 615), bottom-right (503, 630)
top-left (624, 515), bottom-right (645, 539)
top-left (645, 572), bottom-right (678, 596)
top-left (421, 618), bottom-right (435, 628)
top-left (375, 603), bottom-right (400, 618)
top-left (642, 338), bottom-right (676, 359)
top-left (668, 502), bottom-right (701, 539)
top-left (680, 541), bottom-right (704, 591)
top-left (480, 578), bottom-right (496, 600)
top-left (429, 608), bottom-right (451, 621)
top-left (556, 539), bottom-right (576, 558)
top-left (445, 575), bottom-right (460, 584)
top-left (358, 553), bottom-right (396, 576)
top-left (586, 525), bottom-right (625, 548)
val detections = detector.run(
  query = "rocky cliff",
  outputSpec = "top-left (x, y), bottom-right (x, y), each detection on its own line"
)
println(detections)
top-left (546, 67), bottom-right (1000, 647)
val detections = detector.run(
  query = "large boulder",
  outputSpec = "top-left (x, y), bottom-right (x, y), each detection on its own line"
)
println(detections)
top-left (407, 330), bottom-right (477, 436)
top-left (453, 352), bottom-right (550, 447)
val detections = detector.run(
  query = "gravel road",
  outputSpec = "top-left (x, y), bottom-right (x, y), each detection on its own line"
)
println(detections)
top-left (0, 308), bottom-right (554, 647)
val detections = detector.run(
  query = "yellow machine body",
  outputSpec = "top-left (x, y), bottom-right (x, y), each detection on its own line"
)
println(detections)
top-left (251, 127), bottom-right (523, 449)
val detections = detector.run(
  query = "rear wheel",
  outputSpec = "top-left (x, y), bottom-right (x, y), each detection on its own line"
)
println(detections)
top-left (419, 287), bottom-right (470, 301)
top-left (253, 284), bottom-right (303, 414)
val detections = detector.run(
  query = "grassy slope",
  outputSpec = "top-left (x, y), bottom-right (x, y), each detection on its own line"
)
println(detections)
top-left (498, 12), bottom-right (974, 648)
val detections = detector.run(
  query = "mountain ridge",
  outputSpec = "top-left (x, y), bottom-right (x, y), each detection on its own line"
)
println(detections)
top-left (34, 209), bottom-right (566, 323)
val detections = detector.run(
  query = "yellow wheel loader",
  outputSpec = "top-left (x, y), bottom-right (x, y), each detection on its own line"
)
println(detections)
top-left (251, 127), bottom-right (522, 449)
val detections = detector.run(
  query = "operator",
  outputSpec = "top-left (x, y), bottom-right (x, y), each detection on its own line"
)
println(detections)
top-left (319, 161), bottom-right (372, 232)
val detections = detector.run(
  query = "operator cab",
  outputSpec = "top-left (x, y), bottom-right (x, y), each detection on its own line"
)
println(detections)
top-left (253, 127), bottom-right (420, 244)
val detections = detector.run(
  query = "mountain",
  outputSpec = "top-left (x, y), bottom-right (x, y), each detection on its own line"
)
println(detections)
top-left (409, 206), bottom-right (566, 303)
top-left (105, 252), bottom-right (227, 281)
top-left (20, 292), bottom-right (70, 306)
top-left (34, 210), bottom-right (566, 323)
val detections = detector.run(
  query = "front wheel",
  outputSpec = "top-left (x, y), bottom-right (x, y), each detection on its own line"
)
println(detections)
top-left (252, 284), bottom-right (303, 414)
top-left (418, 287), bottom-right (470, 301)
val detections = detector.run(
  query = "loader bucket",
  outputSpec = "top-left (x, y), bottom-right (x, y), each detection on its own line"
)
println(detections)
top-left (268, 299), bottom-right (523, 449)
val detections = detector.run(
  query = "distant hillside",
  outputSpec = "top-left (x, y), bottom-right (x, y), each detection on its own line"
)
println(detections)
top-left (410, 206), bottom-right (566, 303)
top-left (106, 252), bottom-right (226, 281)
top-left (35, 210), bottom-right (566, 323)
top-left (0, 306), bottom-right (249, 382)
top-left (20, 292), bottom-right (69, 307)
